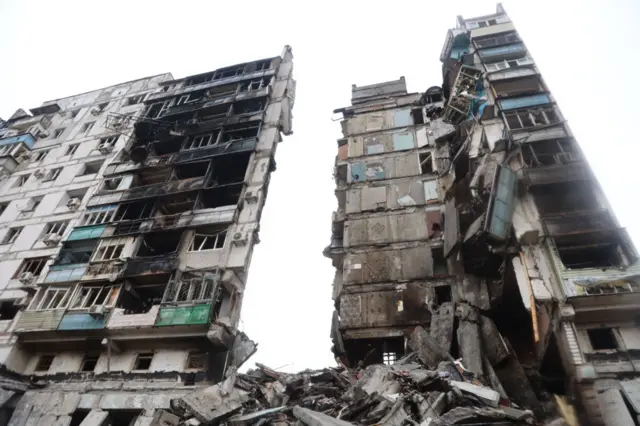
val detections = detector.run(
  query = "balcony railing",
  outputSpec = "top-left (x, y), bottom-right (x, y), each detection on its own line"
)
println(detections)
top-left (122, 255), bottom-right (178, 277)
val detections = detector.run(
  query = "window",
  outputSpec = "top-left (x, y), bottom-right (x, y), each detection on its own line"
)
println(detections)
top-left (176, 95), bottom-right (191, 106)
top-left (186, 352), bottom-right (206, 369)
top-left (98, 136), bottom-right (119, 149)
top-left (92, 103), bottom-right (108, 114)
top-left (53, 128), bottom-right (65, 139)
top-left (15, 257), bottom-right (48, 278)
top-left (185, 133), bottom-right (218, 150)
top-left (2, 227), bottom-right (22, 245)
top-left (30, 286), bottom-right (72, 310)
top-left (133, 353), bottom-right (153, 370)
top-left (0, 145), bottom-right (12, 157)
top-left (65, 144), bottom-right (79, 156)
top-left (24, 197), bottom-right (42, 213)
top-left (432, 248), bottom-right (448, 277)
top-left (44, 221), bottom-right (69, 237)
top-left (101, 177), bottom-right (122, 191)
top-left (169, 272), bottom-right (218, 303)
top-left (419, 153), bottom-right (433, 174)
top-left (70, 110), bottom-right (80, 118)
top-left (503, 106), bottom-right (561, 130)
top-left (35, 355), bottom-right (54, 372)
top-left (13, 174), bottom-right (30, 188)
top-left (80, 355), bottom-right (99, 372)
top-left (80, 122), bottom-right (95, 133)
top-left (43, 167), bottom-right (63, 182)
top-left (70, 284), bottom-right (120, 310)
top-left (475, 33), bottom-right (521, 49)
top-left (56, 240), bottom-right (96, 265)
top-left (81, 161), bottom-right (104, 176)
top-left (126, 95), bottom-right (144, 105)
top-left (189, 229), bottom-right (226, 251)
top-left (587, 328), bottom-right (618, 351)
top-left (33, 150), bottom-right (50, 161)
top-left (91, 238), bottom-right (127, 262)
top-left (81, 205), bottom-right (118, 226)
top-left (382, 352), bottom-right (397, 365)
top-left (0, 203), bottom-right (7, 216)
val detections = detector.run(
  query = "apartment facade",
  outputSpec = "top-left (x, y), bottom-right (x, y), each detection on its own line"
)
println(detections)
top-left (328, 5), bottom-right (640, 425)
top-left (0, 46), bottom-right (294, 425)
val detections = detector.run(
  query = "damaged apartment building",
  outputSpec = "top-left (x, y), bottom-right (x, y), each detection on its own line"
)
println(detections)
top-left (327, 4), bottom-right (640, 425)
top-left (0, 46), bottom-right (294, 425)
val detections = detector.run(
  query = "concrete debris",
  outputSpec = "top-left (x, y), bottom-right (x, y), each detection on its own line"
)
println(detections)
top-left (429, 302), bottom-right (455, 353)
top-left (161, 339), bottom-right (538, 426)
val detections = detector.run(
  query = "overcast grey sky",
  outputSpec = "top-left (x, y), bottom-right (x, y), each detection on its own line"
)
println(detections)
top-left (0, 0), bottom-right (638, 372)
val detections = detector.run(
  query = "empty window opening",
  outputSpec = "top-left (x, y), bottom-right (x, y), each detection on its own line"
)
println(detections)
top-left (99, 135), bottom-right (119, 149)
top-left (0, 301), bottom-right (19, 320)
top-left (44, 221), bottom-right (69, 237)
top-left (475, 32), bottom-right (521, 49)
top-left (35, 355), bottom-right (54, 372)
top-left (53, 128), bottom-right (65, 139)
top-left (587, 328), bottom-right (618, 351)
top-left (80, 355), bottom-right (99, 372)
top-left (25, 197), bottom-right (41, 213)
top-left (504, 106), bottom-right (560, 130)
top-left (65, 144), bottom-right (79, 156)
top-left (14, 174), bottom-right (30, 187)
top-left (432, 247), bottom-right (448, 276)
top-left (532, 182), bottom-right (599, 217)
top-left (166, 271), bottom-right (218, 304)
top-left (184, 131), bottom-right (220, 150)
top-left (44, 167), bottom-right (62, 182)
top-left (81, 205), bottom-right (118, 226)
top-left (189, 227), bottom-right (227, 251)
top-left (15, 257), bottom-right (48, 277)
top-left (212, 64), bottom-right (245, 80)
top-left (2, 227), bottom-right (22, 245)
top-left (187, 352), bottom-right (207, 370)
top-left (173, 161), bottom-right (209, 181)
top-left (492, 76), bottom-right (543, 98)
top-left (81, 160), bottom-right (104, 176)
top-left (69, 410), bottom-right (89, 426)
top-left (93, 103), bottom-right (108, 114)
top-left (155, 192), bottom-right (198, 216)
top-left (102, 177), bottom-right (123, 191)
top-left (116, 275), bottom-right (168, 314)
top-left (411, 108), bottom-right (425, 125)
top-left (33, 150), bottom-right (50, 161)
top-left (239, 77), bottom-right (270, 93)
top-left (126, 95), bottom-right (144, 105)
top-left (0, 203), bottom-right (7, 217)
top-left (420, 153), bottom-right (434, 174)
top-left (57, 240), bottom-right (97, 265)
top-left (485, 56), bottom-right (533, 72)
top-left (70, 110), bottom-right (80, 119)
top-left (71, 284), bottom-right (120, 310)
top-left (196, 104), bottom-right (231, 123)
top-left (555, 232), bottom-right (625, 269)
top-left (522, 139), bottom-right (581, 168)
top-left (435, 285), bottom-right (452, 305)
top-left (233, 98), bottom-right (266, 115)
top-left (113, 201), bottom-right (154, 222)
top-left (136, 231), bottom-right (182, 257)
top-left (200, 184), bottom-right (243, 209)
top-left (105, 410), bottom-right (142, 426)
top-left (80, 121), bottom-right (95, 133)
top-left (131, 166), bottom-right (172, 187)
top-left (221, 122), bottom-right (260, 143)
top-left (92, 238), bottom-right (127, 262)
top-left (145, 101), bottom-right (173, 119)
top-left (209, 152), bottom-right (251, 185)
top-left (212, 286), bottom-right (232, 321)
top-left (134, 353), bottom-right (153, 370)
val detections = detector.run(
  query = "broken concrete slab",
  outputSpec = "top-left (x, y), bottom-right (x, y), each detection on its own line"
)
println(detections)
top-left (378, 399), bottom-right (409, 426)
top-left (480, 315), bottom-right (509, 366)
top-left (78, 410), bottom-right (109, 426)
top-left (227, 332), bottom-right (258, 373)
top-left (408, 326), bottom-right (453, 368)
top-left (150, 410), bottom-right (179, 426)
top-left (353, 365), bottom-right (401, 397)
top-left (293, 406), bottom-right (354, 426)
top-left (52, 415), bottom-right (72, 426)
top-left (483, 356), bottom-right (507, 400)
top-left (456, 319), bottom-right (484, 379)
top-left (429, 302), bottom-right (455, 353)
top-left (457, 275), bottom-right (490, 311)
top-left (172, 373), bottom-right (245, 424)
top-left (0, 389), bottom-right (15, 408)
top-left (450, 380), bottom-right (500, 407)
top-left (228, 407), bottom-right (289, 426)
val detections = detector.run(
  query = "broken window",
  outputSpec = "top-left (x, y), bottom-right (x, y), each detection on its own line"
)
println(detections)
top-left (521, 139), bottom-right (581, 168)
top-left (70, 284), bottom-right (120, 310)
top-left (136, 231), bottom-right (182, 257)
top-left (65, 143), bottom-right (79, 156)
top-left (186, 352), bottom-right (207, 370)
top-left (504, 106), bottom-right (561, 130)
top-left (155, 192), bottom-right (198, 216)
top-left (29, 286), bottom-right (72, 310)
top-left (80, 121), bottom-right (95, 133)
top-left (81, 205), bottom-right (118, 226)
top-left (232, 98), bottom-right (266, 115)
top-left (184, 131), bottom-right (220, 150)
top-left (432, 247), bottom-right (448, 276)
top-left (420, 153), bottom-right (434, 174)
top-left (221, 122), bottom-right (261, 142)
top-left (43, 167), bottom-right (62, 182)
top-left (81, 160), bottom-right (104, 176)
top-left (35, 355), bottom-right (54, 372)
top-left (532, 182), bottom-right (599, 217)
top-left (126, 95), bottom-right (144, 105)
top-left (208, 152), bottom-right (251, 185)
top-left (344, 337), bottom-right (405, 367)
top-left (101, 177), bottom-right (123, 191)
top-left (587, 328), bottom-right (618, 351)
top-left (91, 238), bottom-right (127, 262)
top-left (2, 227), bottom-right (22, 245)
top-left (13, 174), bottom-right (30, 188)
top-left (80, 355), bottom-right (99, 372)
top-left (113, 201), bottom-right (154, 222)
top-left (146, 100), bottom-right (173, 119)
top-left (172, 161), bottom-right (209, 181)
top-left (475, 32), bottom-right (521, 49)
top-left (435, 284), bottom-right (452, 304)
top-left (0, 302), bottom-right (19, 320)
top-left (53, 128), bottom-right (65, 139)
top-left (492, 76), bottom-right (543, 98)
top-left (116, 275), bottom-right (168, 314)
top-left (200, 184), bottom-right (243, 209)
top-left (98, 135), bottom-right (119, 149)
top-left (238, 77), bottom-right (270, 93)
top-left (212, 64), bottom-right (246, 80)
top-left (93, 103), bottom-right (108, 114)
top-left (485, 55), bottom-right (533, 72)
top-left (70, 110), bottom-right (80, 118)
top-left (189, 226), bottom-right (227, 251)
top-left (57, 240), bottom-right (97, 265)
top-left (33, 149), bottom-right (50, 161)
top-left (133, 353), bottom-right (153, 370)
top-left (44, 221), bottom-right (69, 237)
top-left (165, 271), bottom-right (218, 304)
top-left (411, 108), bottom-right (425, 125)
top-left (15, 257), bottom-right (48, 277)
top-left (554, 232), bottom-right (626, 269)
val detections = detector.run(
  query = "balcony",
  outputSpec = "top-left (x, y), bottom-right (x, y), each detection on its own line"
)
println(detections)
top-left (155, 304), bottom-right (212, 327)
top-left (122, 256), bottom-right (178, 278)
top-left (524, 162), bottom-right (591, 186)
top-left (107, 305), bottom-right (160, 331)
top-left (14, 310), bottom-right (65, 332)
top-left (58, 312), bottom-right (107, 331)
top-left (67, 225), bottom-right (107, 241)
top-left (88, 177), bottom-right (207, 206)
top-left (542, 210), bottom-right (615, 237)
top-left (479, 43), bottom-right (526, 61)
top-left (45, 264), bottom-right (88, 283)
top-left (0, 133), bottom-right (36, 149)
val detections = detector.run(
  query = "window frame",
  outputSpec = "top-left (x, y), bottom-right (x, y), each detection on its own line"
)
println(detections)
top-left (33, 150), bottom-right (50, 162)
top-left (188, 230), bottom-right (226, 252)
top-left (2, 227), bottom-right (22, 245)
top-left (65, 144), bottom-right (79, 156)
top-left (14, 174), bottom-right (30, 188)
top-left (44, 220), bottom-right (69, 237)
top-left (35, 355), bottom-right (55, 372)
top-left (15, 257), bottom-right (48, 278)
top-left (29, 286), bottom-right (73, 311)
top-left (80, 121), bottom-right (95, 133)
top-left (43, 167), bottom-right (63, 182)
top-left (91, 238), bottom-right (127, 262)
top-left (52, 128), bottom-right (65, 139)
top-left (81, 205), bottom-right (118, 226)
top-left (133, 353), bottom-right (154, 371)
top-left (69, 283), bottom-right (121, 310)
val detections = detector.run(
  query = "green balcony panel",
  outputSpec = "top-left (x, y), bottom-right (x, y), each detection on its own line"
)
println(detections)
top-left (155, 304), bottom-right (211, 327)
top-left (67, 225), bottom-right (107, 241)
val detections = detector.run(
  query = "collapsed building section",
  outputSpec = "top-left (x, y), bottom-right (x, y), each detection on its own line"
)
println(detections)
top-left (0, 46), bottom-right (294, 424)
top-left (327, 5), bottom-right (639, 425)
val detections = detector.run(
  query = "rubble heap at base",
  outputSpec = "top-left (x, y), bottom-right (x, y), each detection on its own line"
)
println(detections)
top-left (160, 335), bottom-right (574, 426)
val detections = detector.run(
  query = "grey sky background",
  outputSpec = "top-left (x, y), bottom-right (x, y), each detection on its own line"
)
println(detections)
top-left (0, 0), bottom-right (638, 372)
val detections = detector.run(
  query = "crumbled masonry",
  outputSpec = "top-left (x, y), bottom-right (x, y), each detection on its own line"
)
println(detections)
top-left (161, 341), bottom-right (562, 426)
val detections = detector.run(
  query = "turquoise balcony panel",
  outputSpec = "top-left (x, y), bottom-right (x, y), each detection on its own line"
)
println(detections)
top-left (0, 133), bottom-right (35, 148)
top-left (58, 313), bottom-right (107, 330)
top-left (479, 43), bottom-right (525, 59)
top-left (67, 225), bottom-right (107, 241)
top-left (45, 263), bottom-right (88, 283)
top-left (499, 94), bottom-right (551, 111)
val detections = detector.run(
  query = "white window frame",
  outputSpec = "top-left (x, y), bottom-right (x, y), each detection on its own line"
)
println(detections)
top-left (2, 227), bottom-right (22, 244)
top-left (98, 135), bottom-right (119, 148)
top-left (43, 167), bottom-right (62, 182)
top-left (172, 275), bottom-right (217, 303)
top-left (81, 205), bottom-right (118, 226)
top-left (101, 177), bottom-right (123, 191)
top-left (91, 238), bottom-right (127, 262)
top-left (81, 121), bottom-right (95, 133)
top-left (485, 55), bottom-right (533, 72)
top-left (69, 284), bottom-right (121, 310)
top-left (14, 174), bottom-right (30, 187)
top-left (185, 133), bottom-right (217, 150)
top-left (44, 221), bottom-right (68, 237)
top-left (504, 106), bottom-right (561, 130)
top-left (33, 150), bottom-right (50, 161)
top-left (65, 144), bottom-right (79, 156)
top-left (53, 128), bottom-right (65, 139)
top-left (16, 256), bottom-right (48, 277)
top-left (189, 230), bottom-right (226, 252)
top-left (29, 286), bottom-right (73, 311)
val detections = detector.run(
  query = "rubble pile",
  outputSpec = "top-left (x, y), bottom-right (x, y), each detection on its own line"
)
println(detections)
top-left (165, 327), bottom-right (548, 426)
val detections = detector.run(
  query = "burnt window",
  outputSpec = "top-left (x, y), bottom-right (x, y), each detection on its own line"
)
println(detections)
top-left (587, 328), bottom-right (618, 351)
top-left (35, 355), bottom-right (54, 372)
top-left (186, 352), bottom-right (207, 369)
top-left (136, 231), bottom-right (182, 257)
top-left (15, 257), bottom-right (48, 277)
top-left (134, 353), bottom-right (153, 370)
top-left (189, 227), bottom-right (227, 251)
top-left (0, 301), bottom-right (19, 320)
top-left (80, 355), bottom-right (99, 372)
top-left (81, 161), bottom-right (104, 176)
